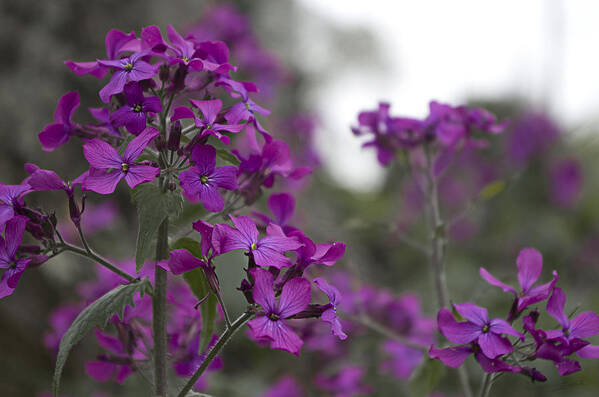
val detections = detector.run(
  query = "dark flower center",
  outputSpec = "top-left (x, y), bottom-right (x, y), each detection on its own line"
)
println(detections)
top-left (124, 63), bottom-right (134, 72)
top-left (482, 324), bottom-right (490, 333)
top-left (268, 313), bottom-right (280, 321)
top-left (250, 242), bottom-right (258, 251)
top-left (9, 261), bottom-right (17, 269)
top-left (121, 163), bottom-right (130, 173)
top-left (200, 175), bottom-right (209, 184)
top-left (133, 104), bottom-right (143, 113)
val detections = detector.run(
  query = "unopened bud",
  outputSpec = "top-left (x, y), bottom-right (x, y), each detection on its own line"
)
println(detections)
top-left (159, 64), bottom-right (170, 82)
top-left (168, 120), bottom-right (181, 151)
top-left (155, 135), bottom-right (167, 151)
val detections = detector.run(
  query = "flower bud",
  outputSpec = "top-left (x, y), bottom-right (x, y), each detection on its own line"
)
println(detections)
top-left (159, 64), bottom-right (170, 82)
top-left (155, 135), bottom-right (167, 151)
top-left (167, 120), bottom-right (181, 151)
top-left (238, 279), bottom-right (253, 304)
top-left (69, 195), bottom-right (81, 227)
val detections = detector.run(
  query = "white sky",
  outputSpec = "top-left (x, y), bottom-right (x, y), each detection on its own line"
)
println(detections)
top-left (296, 0), bottom-right (599, 191)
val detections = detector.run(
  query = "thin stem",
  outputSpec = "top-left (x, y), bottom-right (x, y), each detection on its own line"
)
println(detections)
top-left (423, 145), bottom-right (472, 397)
top-left (176, 311), bottom-right (254, 397)
top-left (479, 373), bottom-right (494, 397)
top-left (215, 292), bottom-right (232, 329)
top-left (343, 313), bottom-right (427, 352)
top-left (153, 219), bottom-right (169, 397)
top-left (60, 243), bottom-right (136, 283)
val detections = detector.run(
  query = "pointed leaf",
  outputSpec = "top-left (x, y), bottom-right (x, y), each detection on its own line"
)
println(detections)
top-left (53, 278), bottom-right (150, 396)
top-left (216, 149), bottom-right (240, 166)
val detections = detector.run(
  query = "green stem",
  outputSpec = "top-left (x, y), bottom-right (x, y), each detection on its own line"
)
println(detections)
top-left (61, 243), bottom-right (136, 283)
top-left (153, 219), bottom-right (169, 397)
top-left (478, 373), bottom-right (493, 397)
top-left (343, 313), bottom-right (427, 352)
top-left (424, 145), bottom-right (472, 397)
top-left (176, 311), bottom-right (254, 397)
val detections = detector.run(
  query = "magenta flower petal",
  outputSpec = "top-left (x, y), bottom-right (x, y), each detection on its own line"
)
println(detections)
top-left (209, 166), bottom-right (238, 190)
top-left (105, 29), bottom-right (138, 60)
top-left (99, 71), bottom-right (128, 103)
top-left (278, 277), bottom-right (311, 318)
top-left (38, 124), bottom-right (70, 152)
top-left (268, 320), bottom-right (304, 355)
top-left (83, 169), bottom-right (123, 194)
top-left (164, 249), bottom-right (204, 275)
top-left (489, 318), bottom-right (524, 340)
top-left (478, 332), bottom-right (513, 359)
top-left (268, 193), bottom-right (295, 226)
top-left (54, 91), bottom-right (80, 124)
top-left (64, 60), bottom-right (107, 78)
top-left (229, 215), bottom-right (259, 246)
top-left (123, 127), bottom-right (159, 162)
top-left (123, 165), bottom-right (160, 189)
top-left (437, 307), bottom-right (482, 344)
top-left (475, 352), bottom-right (520, 373)
top-left (517, 248), bottom-right (543, 292)
top-left (191, 145), bottom-right (216, 174)
top-left (171, 106), bottom-right (197, 122)
top-left (251, 268), bottom-right (276, 313)
top-left (547, 287), bottom-right (570, 330)
top-left (569, 312), bottom-right (599, 339)
top-left (479, 268), bottom-right (516, 295)
top-left (197, 184), bottom-right (225, 212)
top-left (190, 99), bottom-right (222, 125)
top-left (429, 345), bottom-right (472, 368)
top-left (83, 140), bottom-right (122, 169)
top-left (556, 358), bottom-right (581, 376)
top-left (4, 216), bottom-right (27, 258)
top-left (211, 224), bottom-right (247, 254)
top-left (517, 270), bottom-right (558, 311)
top-left (453, 302), bottom-right (489, 326)
top-left (577, 344), bottom-right (599, 358)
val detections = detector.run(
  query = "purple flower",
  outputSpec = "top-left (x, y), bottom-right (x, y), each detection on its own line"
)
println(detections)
top-left (313, 277), bottom-right (347, 340)
top-left (0, 216), bottom-right (31, 298)
top-left (97, 50), bottom-right (158, 103)
top-left (261, 376), bottom-right (303, 397)
top-left (247, 268), bottom-right (310, 355)
top-left (546, 287), bottom-right (599, 343)
top-left (65, 29), bottom-right (140, 78)
top-left (225, 97), bottom-right (271, 135)
top-left (172, 99), bottom-right (244, 145)
top-left (212, 215), bottom-right (302, 269)
top-left (38, 91), bottom-right (80, 152)
top-left (85, 329), bottom-right (143, 383)
top-left (315, 366), bottom-right (372, 397)
top-left (179, 145), bottom-right (238, 212)
top-left (157, 249), bottom-right (204, 275)
top-left (110, 82), bottom-right (162, 135)
top-left (480, 248), bottom-right (558, 313)
top-left (194, 41), bottom-right (235, 74)
top-left (438, 304), bottom-right (523, 359)
top-left (292, 232), bottom-right (346, 272)
top-left (141, 25), bottom-right (205, 71)
top-left (0, 184), bottom-right (31, 228)
top-left (252, 193), bottom-right (297, 234)
top-left (429, 344), bottom-right (520, 374)
top-left (82, 127), bottom-right (160, 194)
top-left (382, 341), bottom-right (425, 379)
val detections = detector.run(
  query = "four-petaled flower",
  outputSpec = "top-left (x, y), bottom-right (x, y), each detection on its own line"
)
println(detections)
top-left (438, 303), bottom-right (524, 359)
top-left (172, 98), bottom-right (244, 144)
top-left (82, 127), bottom-right (160, 194)
top-left (179, 145), bottom-right (238, 212)
top-left (480, 248), bottom-right (558, 314)
top-left (0, 216), bottom-right (31, 298)
top-left (314, 277), bottom-right (347, 340)
top-left (0, 184), bottom-right (31, 228)
top-left (98, 50), bottom-right (158, 103)
top-left (212, 215), bottom-right (303, 268)
top-left (247, 268), bottom-right (310, 355)
top-left (110, 82), bottom-right (162, 135)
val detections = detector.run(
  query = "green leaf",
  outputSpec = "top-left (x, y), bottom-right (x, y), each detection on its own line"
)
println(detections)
top-left (479, 180), bottom-right (506, 200)
top-left (215, 149), bottom-right (240, 166)
top-left (132, 183), bottom-right (184, 271)
top-left (172, 237), bottom-right (218, 352)
top-left (185, 392), bottom-right (213, 397)
top-left (53, 279), bottom-right (150, 396)
top-left (408, 358), bottom-right (445, 397)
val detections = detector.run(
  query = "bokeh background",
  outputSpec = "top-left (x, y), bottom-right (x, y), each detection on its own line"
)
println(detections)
top-left (2, 0), bottom-right (599, 396)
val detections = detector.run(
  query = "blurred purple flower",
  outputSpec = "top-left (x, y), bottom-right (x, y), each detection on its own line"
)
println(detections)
top-left (38, 91), bottom-right (80, 152)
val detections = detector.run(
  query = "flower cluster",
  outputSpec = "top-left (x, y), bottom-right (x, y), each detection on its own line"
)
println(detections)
top-left (0, 15), bottom-right (347, 396)
top-left (430, 248), bottom-right (599, 380)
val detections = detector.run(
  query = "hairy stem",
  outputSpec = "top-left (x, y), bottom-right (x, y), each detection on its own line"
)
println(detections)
top-left (176, 311), bottom-right (254, 397)
top-left (153, 219), bottom-right (169, 396)
top-left (424, 146), bottom-right (472, 397)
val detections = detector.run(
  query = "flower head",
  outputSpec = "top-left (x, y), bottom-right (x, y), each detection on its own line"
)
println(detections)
top-left (0, 216), bottom-right (31, 298)
top-left (82, 127), bottom-right (159, 194)
top-left (247, 268), bottom-right (310, 355)
top-left (313, 277), bottom-right (347, 340)
top-left (38, 91), bottom-right (80, 152)
top-left (110, 82), bottom-right (162, 135)
top-left (97, 50), bottom-right (158, 103)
